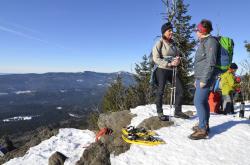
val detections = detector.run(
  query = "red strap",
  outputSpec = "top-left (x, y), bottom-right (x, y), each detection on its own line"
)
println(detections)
top-left (95, 128), bottom-right (108, 142)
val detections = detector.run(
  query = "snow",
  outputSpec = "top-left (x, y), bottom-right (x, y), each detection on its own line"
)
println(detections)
top-left (15, 90), bottom-right (33, 94)
top-left (4, 103), bottom-right (250, 165)
top-left (0, 92), bottom-right (8, 96)
top-left (56, 107), bottom-right (62, 110)
top-left (3, 115), bottom-right (39, 122)
top-left (68, 113), bottom-right (81, 118)
top-left (76, 79), bottom-right (84, 82)
top-left (111, 103), bottom-right (250, 165)
top-left (4, 129), bottom-right (95, 165)
top-left (60, 90), bottom-right (67, 93)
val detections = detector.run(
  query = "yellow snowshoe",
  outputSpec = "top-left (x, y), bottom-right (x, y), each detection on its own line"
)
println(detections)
top-left (122, 134), bottom-right (165, 146)
top-left (121, 126), bottom-right (156, 137)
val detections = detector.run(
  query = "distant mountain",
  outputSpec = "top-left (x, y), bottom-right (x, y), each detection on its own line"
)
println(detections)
top-left (0, 71), bottom-right (135, 93)
top-left (0, 71), bottom-right (135, 137)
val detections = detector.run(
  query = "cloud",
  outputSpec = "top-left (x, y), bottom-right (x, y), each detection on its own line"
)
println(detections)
top-left (0, 24), bottom-right (73, 51)
top-left (0, 22), bottom-right (84, 56)
top-left (0, 25), bottom-right (49, 43)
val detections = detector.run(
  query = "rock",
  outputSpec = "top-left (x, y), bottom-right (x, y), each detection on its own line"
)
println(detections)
top-left (97, 110), bottom-right (135, 133)
top-left (3, 137), bottom-right (16, 152)
top-left (0, 127), bottom-right (59, 165)
top-left (184, 110), bottom-right (195, 117)
top-left (137, 116), bottom-right (174, 130)
top-left (97, 110), bottom-right (133, 155)
top-left (76, 141), bottom-right (110, 165)
top-left (48, 151), bottom-right (67, 165)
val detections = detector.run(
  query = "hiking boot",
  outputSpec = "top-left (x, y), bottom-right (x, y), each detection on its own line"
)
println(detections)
top-left (217, 110), bottom-right (227, 115)
top-left (192, 124), bottom-right (210, 133)
top-left (188, 129), bottom-right (208, 140)
top-left (157, 112), bottom-right (170, 121)
top-left (159, 115), bottom-right (170, 121)
top-left (174, 112), bottom-right (190, 119)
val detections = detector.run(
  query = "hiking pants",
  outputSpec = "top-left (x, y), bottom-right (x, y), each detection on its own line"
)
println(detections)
top-left (155, 68), bottom-right (183, 114)
top-left (194, 80), bottom-right (210, 130)
top-left (222, 93), bottom-right (234, 114)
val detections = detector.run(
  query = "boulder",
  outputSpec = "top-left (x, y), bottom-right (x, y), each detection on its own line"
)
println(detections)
top-left (76, 141), bottom-right (110, 165)
top-left (97, 110), bottom-right (133, 155)
top-left (48, 151), bottom-right (67, 165)
top-left (137, 116), bottom-right (174, 130)
top-left (97, 110), bottom-right (135, 133)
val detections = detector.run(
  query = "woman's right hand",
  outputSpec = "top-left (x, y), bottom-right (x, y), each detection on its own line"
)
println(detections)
top-left (170, 57), bottom-right (180, 66)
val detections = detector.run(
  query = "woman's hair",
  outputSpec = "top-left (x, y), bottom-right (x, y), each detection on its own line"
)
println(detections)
top-left (200, 19), bottom-right (213, 34)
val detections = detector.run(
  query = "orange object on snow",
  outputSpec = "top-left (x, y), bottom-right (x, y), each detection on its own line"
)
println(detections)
top-left (95, 128), bottom-right (113, 142)
top-left (208, 92), bottom-right (221, 113)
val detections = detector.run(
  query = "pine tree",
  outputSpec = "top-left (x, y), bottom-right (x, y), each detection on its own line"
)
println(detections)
top-left (162, 0), bottom-right (196, 104)
top-left (133, 54), bottom-right (154, 105)
top-left (241, 41), bottom-right (250, 100)
top-left (102, 76), bottom-right (128, 112)
top-left (245, 41), bottom-right (250, 52)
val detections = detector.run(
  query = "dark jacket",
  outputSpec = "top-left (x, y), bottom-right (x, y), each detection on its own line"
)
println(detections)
top-left (194, 35), bottom-right (219, 85)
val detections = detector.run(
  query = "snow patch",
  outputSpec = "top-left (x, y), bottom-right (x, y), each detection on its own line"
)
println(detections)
top-left (0, 92), bottom-right (8, 96)
top-left (60, 90), bottom-right (67, 93)
top-left (68, 113), bottom-right (81, 118)
top-left (15, 90), bottom-right (33, 95)
top-left (3, 115), bottom-right (39, 122)
top-left (4, 129), bottom-right (95, 165)
top-left (76, 79), bottom-right (84, 82)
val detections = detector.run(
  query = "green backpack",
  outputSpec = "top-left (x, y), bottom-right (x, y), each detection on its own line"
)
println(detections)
top-left (215, 36), bottom-right (234, 71)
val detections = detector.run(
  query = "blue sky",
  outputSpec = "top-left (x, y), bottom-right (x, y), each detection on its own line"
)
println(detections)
top-left (0, 0), bottom-right (249, 73)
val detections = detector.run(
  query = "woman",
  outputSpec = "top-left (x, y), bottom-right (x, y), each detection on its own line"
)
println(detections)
top-left (189, 19), bottom-right (219, 140)
top-left (152, 22), bottom-right (189, 121)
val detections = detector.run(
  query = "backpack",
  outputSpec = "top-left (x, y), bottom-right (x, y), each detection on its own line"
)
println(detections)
top-left (215, 36), bottom-right (234, 71)
top-left (149, 40), bottom-right (163, 86)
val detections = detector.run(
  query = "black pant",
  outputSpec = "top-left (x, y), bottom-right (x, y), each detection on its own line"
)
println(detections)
top-left (155, 68), bottom-right (184, 114)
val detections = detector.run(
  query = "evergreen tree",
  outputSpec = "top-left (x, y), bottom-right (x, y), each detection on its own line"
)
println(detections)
top-left (162, 0), bottom-right (196, 104)
top-left (124, 86), bottom-right (139, 108)
top-left (133, 54), bottom-right (154, 105)
top-left (241, 41), bottom-right (250, 100)
top-left (245, 41), bottom-right (250, 52)
top-left (102, 76), bottom-right (128, 112)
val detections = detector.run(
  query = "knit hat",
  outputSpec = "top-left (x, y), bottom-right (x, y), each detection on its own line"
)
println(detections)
top-left (230, 63), bottom-right (238, 70)
top-left (161, 22), bottom-right (173, 35)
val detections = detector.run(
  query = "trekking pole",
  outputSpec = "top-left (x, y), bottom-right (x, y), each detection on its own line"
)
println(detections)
top-left (173, 66), bottom-right (177, 110)
top-left (170, 66), bottom-right (177, 120)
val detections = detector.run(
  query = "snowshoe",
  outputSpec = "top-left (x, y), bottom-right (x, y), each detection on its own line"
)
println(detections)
top-left (122, 134), bottom-right (165, 146)
top-left (121, 126), bottom-right (156, 137)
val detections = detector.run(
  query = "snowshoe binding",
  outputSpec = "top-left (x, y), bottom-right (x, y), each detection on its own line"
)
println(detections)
top-left (121, 126), bottom-right (156, 137)
top-left (122, 134), bottom-right (165, 146)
